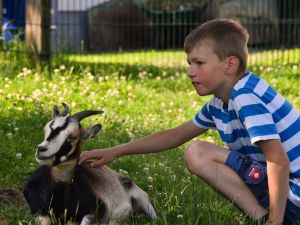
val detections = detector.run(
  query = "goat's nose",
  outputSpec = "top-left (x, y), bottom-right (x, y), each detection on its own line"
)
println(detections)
top-left (37, 146), bottom-right (47, 152)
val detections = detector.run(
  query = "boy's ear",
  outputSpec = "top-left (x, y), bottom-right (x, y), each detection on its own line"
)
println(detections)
top-left (226, 56), bottom-right (239, 74)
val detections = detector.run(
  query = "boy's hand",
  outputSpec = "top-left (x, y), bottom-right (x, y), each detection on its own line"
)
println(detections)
top-left (79, 149), bottom-right (117, 167)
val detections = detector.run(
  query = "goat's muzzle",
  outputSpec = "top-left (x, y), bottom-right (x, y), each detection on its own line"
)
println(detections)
top-left (35, 148), bottom-right (55, 165)
top-left (37, 146), bottom-right (47, 152)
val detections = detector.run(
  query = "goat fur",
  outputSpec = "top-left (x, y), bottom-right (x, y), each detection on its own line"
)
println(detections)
top-left (23, 103), bottom-right (157, 225)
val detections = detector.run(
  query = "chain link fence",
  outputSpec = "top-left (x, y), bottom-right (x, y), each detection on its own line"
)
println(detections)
top-left (1, 0), bottom-right (300, 68)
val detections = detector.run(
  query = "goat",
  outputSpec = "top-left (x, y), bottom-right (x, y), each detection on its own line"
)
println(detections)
top-left (24, 103), bottom-right (157, 225)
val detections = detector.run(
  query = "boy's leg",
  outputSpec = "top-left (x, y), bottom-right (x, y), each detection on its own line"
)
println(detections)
top-left (184, 140), bottom-right (267, 220)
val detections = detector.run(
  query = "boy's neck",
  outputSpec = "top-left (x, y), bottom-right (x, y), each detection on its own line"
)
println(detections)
top-left (216, 72), bottom-right (244, 103)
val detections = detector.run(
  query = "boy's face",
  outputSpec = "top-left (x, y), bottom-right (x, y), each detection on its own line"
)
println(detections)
top-left (186, 42), bottom-right (229, 98)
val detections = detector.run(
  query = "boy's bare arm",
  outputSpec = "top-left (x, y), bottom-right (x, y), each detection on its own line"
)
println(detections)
top-left (79, 120), bottom-right (207, 167)
top-left (257, 139), bottom-right (290, 225)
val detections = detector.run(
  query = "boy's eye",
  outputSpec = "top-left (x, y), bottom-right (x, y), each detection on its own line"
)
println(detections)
top-left (196, 61), bottom-right (204, 65)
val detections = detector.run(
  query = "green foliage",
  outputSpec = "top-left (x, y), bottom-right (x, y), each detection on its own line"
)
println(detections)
top-left (0, 50), bottom-right (299, 224)
top-left (0, 33), bottom-right (32, 69)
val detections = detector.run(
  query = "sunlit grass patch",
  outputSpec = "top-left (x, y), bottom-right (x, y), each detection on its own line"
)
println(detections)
top-left (0, 49), bottom-right (299, 225)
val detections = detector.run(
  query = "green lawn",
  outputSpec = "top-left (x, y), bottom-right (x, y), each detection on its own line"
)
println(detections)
top-left (0, 50), bottom-right (299, 225)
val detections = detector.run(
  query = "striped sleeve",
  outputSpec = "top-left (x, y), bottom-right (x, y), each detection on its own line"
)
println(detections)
top-left (193, 102), bottom-right (216, 129)
top-left (233, 92), bottom-right (280, 144)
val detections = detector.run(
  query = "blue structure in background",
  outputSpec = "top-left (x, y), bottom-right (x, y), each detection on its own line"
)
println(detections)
top-left (2, 0), bottom-right (26, 41)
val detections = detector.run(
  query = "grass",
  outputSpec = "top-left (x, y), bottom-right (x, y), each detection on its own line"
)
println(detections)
top-left (0, 49), bottom-right (299, 225)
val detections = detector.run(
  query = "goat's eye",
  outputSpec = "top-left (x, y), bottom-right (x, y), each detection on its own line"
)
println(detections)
top-left (67, 135), bottom-right (77, 142)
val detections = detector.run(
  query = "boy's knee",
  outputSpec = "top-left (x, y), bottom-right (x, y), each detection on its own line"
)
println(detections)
top-left (184, 141), bottom-right (210, 173)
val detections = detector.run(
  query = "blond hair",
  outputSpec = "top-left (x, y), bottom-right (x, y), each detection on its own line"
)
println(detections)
top-left (184, 19), bottom-right (249, 74)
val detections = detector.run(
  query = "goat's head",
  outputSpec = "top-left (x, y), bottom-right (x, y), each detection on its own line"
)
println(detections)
top-left (35, 103), bottom-right (103, 166)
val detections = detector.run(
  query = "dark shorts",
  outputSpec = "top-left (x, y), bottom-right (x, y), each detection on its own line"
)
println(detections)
top-left (225, 150), bottom-right (300, 224)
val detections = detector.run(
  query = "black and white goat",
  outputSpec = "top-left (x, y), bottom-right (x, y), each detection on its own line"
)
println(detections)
top-left (24, 103), bottom-right (157, 225)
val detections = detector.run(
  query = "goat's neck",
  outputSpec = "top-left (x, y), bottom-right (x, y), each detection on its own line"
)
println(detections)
top-left (50, 159), bottom-right (77, 183)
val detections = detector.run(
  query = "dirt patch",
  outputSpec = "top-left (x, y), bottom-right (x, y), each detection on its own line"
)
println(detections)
top-left (0, 188), bottom-right (28, 210)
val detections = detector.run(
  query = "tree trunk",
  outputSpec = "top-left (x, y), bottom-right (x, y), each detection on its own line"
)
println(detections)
top-left (25, 0), bottom-right (51, 62)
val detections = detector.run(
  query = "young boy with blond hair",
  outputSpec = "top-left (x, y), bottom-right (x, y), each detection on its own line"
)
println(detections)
top-left (80, 19), bottom-right (300, 224)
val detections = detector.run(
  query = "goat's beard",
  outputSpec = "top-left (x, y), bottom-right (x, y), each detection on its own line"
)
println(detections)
top-left (36, 155), bottom-right (55, 166)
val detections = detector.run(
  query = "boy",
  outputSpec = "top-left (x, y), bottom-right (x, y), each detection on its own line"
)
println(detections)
top-left (79, 19), bottom-right (300, 225)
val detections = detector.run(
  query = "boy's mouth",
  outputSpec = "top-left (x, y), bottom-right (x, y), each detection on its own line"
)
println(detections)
top-left (192, 82), bottom-right (201, 85)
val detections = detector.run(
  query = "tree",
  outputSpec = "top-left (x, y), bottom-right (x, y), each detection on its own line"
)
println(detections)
top-left (25, 0), bottom-right (51, 62)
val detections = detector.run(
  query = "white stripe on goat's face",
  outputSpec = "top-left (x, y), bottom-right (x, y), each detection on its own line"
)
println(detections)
top-left (35, 116), bottom-right (81, 166)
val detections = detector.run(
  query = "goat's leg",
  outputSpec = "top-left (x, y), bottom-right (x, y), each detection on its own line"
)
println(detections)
top-left (130, 184), bottom-right (157, 220)
top-left (110, 201), bottom-right (132, 225)
top-left (79, 214), bottom-right (94, 225)
top-left (110, 219), bottom-right (128, 225)
top-left (35, 215), bottom-right (51, 225)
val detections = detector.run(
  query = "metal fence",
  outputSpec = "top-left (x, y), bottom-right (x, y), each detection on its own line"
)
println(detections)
top-left (1, 0), bottom-right (300, 67)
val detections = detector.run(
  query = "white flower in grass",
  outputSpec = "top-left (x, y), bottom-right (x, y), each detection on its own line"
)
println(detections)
top-left (32, 89), bottom-right (42, 99)
top-left (54, 68), bottom-right (60, 74)
top-left (158, 162), bottom-right (165, 167)
top-left (266, 67), bottom-right (273, 72)
top-left (147, 176), bottom-right (153, 183)
top-left (34, 74), bottom-right (41, 82)
top-left (87, 72), bottom-right (94, 80)
top-left (27, 97), bottom-right (33, 103)
top-left (177, 214), bottom-right (183, 219)
top-left (171, 174), bottom-right (176, 181)
top-left (16, 153), bottom-right (22, 159)
top-left (98, 77), bottom-right (104, 83)
top-left (143, 167), bottom-right (150, 173)
top-left (119, 169), bottom-right (128, 175)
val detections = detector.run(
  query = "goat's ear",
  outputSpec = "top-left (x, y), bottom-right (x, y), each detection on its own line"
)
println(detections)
top-left (81, 124), bottom-right (102, 140)
top-left (52, 105), bottom-right (60, 118)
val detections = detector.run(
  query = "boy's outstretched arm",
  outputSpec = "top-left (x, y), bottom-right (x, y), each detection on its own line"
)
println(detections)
top-left (257, 139), bottom-right (290, 225)
top-left (79, 120), bottom-right (207, 167)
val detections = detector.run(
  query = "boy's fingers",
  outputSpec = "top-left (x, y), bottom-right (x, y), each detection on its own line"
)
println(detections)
top-left (91, 158), bottom-right (105, 168)
top-left (78, 154), bottom-right (88, 164)
top-left (79, 151), bottom-right (99, 163)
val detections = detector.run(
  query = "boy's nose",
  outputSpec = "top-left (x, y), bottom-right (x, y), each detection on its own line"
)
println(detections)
top-left (187, 67), bottom-right (195, 78)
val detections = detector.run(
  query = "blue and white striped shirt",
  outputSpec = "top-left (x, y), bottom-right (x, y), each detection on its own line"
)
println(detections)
top-left (193, 72), bottom-right (300, 207)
